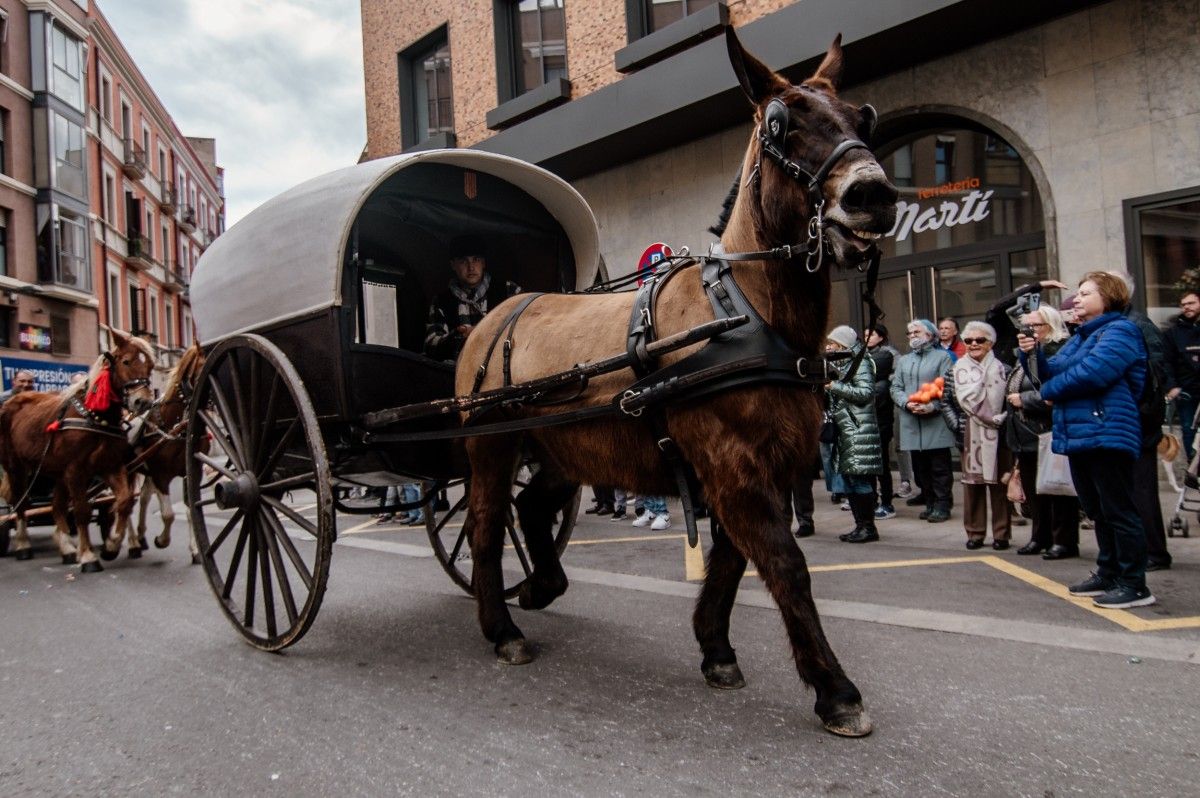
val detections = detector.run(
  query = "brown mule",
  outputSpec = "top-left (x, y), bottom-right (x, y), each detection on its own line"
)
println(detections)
top-left (0, 328), bottom-right (155, 571)
top-left (456, 28), bottom-right (897, 737)
top-left (131, 343), bottom-right (207, 562)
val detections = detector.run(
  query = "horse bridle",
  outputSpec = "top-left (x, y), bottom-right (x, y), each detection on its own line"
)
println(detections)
top-left (754, 96), bottom-right (876, 272)
top-left (102, 350), bottom-right (152, 405)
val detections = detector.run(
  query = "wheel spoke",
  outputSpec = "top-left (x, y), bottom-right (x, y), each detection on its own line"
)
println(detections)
top-left (206, 508), bottom-right (245, 555)
top-left (207, 376), bottom-right (251, 468)
top-left (261, 494), bottom-right (319, 538)
top-left (260, 505), bottom-right (314, 590)
top-left (431, 494), bottom-right (468, 536)
top-left (260, 508), bottom-right (298, 624)
top-left (447, 523), bottom-right (470, 564)
top-left (194, 495), bottom-right (220, 508)
top-left (197, 408), bottom-right (246, 473)
top-left (257, 417), bottom-right (300, 481)
top-left (259, 471), bottom-right (316, 493)
top-left (193, 452), bottom-right (238, 481)
top-left (226, 350), bottom-right (254, 464)
top-left (255, 372), bottom-right (281, 474)
top-left (256, 520), bottom-right (277, 638)
top-left (221, 525), bottom-right (250, 600)
top-left (243, 514), bottom-right (259, 628)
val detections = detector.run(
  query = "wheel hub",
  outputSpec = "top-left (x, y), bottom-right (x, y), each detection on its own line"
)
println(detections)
top-left (214, 472), bottom-right (260, 510)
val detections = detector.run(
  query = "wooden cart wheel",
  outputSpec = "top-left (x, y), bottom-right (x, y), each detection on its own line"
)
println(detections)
top-left (426, 468), bottom-right (580, 599)
top-left (186, 334), bottom-right (334, 652)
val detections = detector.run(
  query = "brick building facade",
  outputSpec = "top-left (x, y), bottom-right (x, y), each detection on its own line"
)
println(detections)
top-left (362, 0), bottom-right (1200, 327)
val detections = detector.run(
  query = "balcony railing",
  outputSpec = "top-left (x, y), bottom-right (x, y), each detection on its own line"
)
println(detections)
top-left (163, 259), bottom-right (188, 293)
top-left (160, 184), bottom-right (177, 213)
top-left (122, 138), bottom-right (147, 180)
top-left (126, 233), bottom-right (154, 270)
top-left (178, 205), bottom-right (197, 233)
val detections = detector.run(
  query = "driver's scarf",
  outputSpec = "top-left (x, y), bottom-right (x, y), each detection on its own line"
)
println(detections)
top-left (449, 273), bottom-right (493, 323)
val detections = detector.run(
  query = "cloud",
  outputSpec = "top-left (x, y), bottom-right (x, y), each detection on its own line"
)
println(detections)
top-left (98, 0), bottom-right (366, 225)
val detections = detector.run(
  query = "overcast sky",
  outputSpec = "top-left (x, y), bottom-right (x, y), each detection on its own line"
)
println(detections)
top-left (99, 0), bottom-right (367, 227)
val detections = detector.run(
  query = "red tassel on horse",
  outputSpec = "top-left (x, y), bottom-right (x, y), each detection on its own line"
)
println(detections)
top-left (84, 367), bottom-right (118, 412)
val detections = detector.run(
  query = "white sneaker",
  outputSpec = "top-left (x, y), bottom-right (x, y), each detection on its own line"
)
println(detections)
top-left (650, 513), bottom-right (671, 530)
top-left (632, 512), bottom-right (653, 528)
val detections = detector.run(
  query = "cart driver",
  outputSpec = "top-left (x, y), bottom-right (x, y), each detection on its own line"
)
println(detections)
top-left (0, 370), bottom-right (35, 406)
top-left (424, 235), bottom-right (519, 362)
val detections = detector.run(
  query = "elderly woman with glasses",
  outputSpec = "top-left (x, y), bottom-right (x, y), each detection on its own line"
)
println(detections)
top-left (950, 321), bottom-right (1012, 550)
top-left (1004, 306), bottom-right (1080, 559)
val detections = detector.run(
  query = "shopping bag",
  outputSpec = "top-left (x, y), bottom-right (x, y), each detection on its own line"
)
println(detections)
top-left (1005, 463), bottom-right (1025, 503)
top-left (1036, 432), bottom-right (1076, 496)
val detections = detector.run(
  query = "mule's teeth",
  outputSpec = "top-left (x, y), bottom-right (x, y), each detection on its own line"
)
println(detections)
top-left (853, 231), bottom-right (883, 241)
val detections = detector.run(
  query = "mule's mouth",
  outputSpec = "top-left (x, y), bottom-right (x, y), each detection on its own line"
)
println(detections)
top-left (824, 221), bottom-right (881, 263)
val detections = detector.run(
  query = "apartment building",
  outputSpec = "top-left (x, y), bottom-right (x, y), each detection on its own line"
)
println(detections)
top-left (88, 2), bottom-right (224, 373)
top-left (0, 0), bottom-right (95, 389)
top-left (363, 0), bottom-right (1200, 327)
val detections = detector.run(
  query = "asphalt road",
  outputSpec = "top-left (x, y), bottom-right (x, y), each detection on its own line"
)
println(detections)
top-left (1, 484), bottom-right (1197, 797)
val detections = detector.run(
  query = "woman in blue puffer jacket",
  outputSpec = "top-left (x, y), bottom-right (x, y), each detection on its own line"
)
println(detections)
top-left (1018, 271), bottom-right (1153, 610)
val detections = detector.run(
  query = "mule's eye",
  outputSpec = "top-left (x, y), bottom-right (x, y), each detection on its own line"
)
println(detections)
top-left (858, 104), bottom-right (878, 143)
top-left (122, 358), bottom-right (131, 366)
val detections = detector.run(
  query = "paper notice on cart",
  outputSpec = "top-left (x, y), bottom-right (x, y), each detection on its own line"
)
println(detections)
top-left (362, 280), bottom-right (399, 348)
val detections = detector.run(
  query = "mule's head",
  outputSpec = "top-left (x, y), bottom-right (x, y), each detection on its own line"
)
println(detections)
top-left (727, 28), bottom-right (897, 266)
top-left (105, 327), bottom-right (156, 414)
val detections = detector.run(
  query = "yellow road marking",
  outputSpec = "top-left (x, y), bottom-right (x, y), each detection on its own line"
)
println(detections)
top-left (810, 555), bottom-right (993, 573)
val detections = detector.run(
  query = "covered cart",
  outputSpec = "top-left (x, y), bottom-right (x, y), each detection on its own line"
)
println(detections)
top-left (186, 150), bottom-right (602, 650)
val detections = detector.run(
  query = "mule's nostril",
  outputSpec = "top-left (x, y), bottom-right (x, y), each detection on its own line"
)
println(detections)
top-left (843, 179), bottom-right (898, 211)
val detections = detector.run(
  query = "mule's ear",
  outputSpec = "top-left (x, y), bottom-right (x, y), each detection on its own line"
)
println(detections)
top-left (810, 34), bottom-right (845, 91)
top-left (108, 327), bottom-right (131, 347)
top-left (726, 25), bottom-right (784, 104)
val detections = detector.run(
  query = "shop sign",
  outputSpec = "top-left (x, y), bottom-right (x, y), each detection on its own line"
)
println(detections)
top-left (18, 324), bottom-right (53, 352)
top-left (888, 177), bottom-right (995, 243)
top-left (0, 355), bottom-right (88, 392)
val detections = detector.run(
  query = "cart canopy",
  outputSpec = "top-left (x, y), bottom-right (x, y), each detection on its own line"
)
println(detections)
top-left (191, 150), bottom-right (601, 344)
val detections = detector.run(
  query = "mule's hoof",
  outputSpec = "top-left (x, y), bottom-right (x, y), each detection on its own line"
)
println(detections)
top-left (154, 537), bottom-right (169, 550)
top-left (821, 706), bottom-right (873, 738)
top-left (15, 548), bottom-right (33, 561)
top-left (190, 553), bottom-right (202, 565)
top-left (99, 547), bottom-right (119, 562)
top-left (703, 662), bottom-right (746, 690)
top-left (495, 638), bottom-right (535, 666)
top-left (128, 547), bottom-right (142, 560)
top-left (81, 561), bottom-right (104, 574)
top-left (61, 553), bottom-right (78, 565)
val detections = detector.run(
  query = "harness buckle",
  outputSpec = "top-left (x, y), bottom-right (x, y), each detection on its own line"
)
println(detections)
top-left (640, 306), bottom-right (652, 331)
top-left (656, 436), bottom-right (674, 453)
top-left (619, 389), bottom-right (644, 418)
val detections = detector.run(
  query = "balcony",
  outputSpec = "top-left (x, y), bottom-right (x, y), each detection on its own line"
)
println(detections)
top-left (123, 139), bottom-right (147, 180)
top-left (163, 260), bottom-right (188, 294)
top-left (160, 184), bottom-right (177, 213)
top-left (126, 233), bottom-right (154, 271)
top-left (178, 205), bottom-right (197, 233)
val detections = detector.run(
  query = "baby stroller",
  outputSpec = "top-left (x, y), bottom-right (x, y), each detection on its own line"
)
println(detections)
top-left (1167, 401), bottom-right (1196, 538)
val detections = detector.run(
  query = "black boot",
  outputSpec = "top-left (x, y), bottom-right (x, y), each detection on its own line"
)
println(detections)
top-left (842, 494), bottom-right (880, 543)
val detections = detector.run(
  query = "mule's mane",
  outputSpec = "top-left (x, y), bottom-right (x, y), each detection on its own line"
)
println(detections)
top-left (162, 345), bottom-right (201, 401)
top-left (708, 165), bottom-right (744, 238)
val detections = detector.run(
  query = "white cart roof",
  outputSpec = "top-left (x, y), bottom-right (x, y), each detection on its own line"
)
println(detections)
top-left (190, 150), bottom-right (601, 344)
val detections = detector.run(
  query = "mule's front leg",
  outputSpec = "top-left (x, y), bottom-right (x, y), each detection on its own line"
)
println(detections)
top-left (512, 467), bottom-right (575, 611)
top-left (11, 516), bottom-right (33, 560)
top-left (693, 524), bottom-right (748, 690)
top-left (151, 484), bottom-right (176, 551)
top-left (101, 470), bottom-right (135, 562)
top-left (466, 440), bottom-right (531, 664)
top-left (51, 485), bottom-right (78, 564)
top-left (68, 476), bottom-right (102, 573)
top-left (715, 488), bottom-right (870, 737)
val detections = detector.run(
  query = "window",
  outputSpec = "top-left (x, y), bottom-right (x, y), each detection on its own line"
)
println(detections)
top-left (146, 208), bottom-right (155, 256)
top-left (400, 30), bottom-right (454, 148)
top-left (146, 286), bottom-right (159, 338)
top-left (0, 12), bottom-right (9, 76)
top-left (497, 0), bottom-right (567, 101)
top-left (158, 146), bottom-right (167, 179)
top-left (1125, 188), bottom-right (1200, 326)
top-left (164, 298), bottom-right (174, 347)
top-left (106, 265), bottom-right (122, 327)
top-left (102, 170), bottom-right (115, 222)
top-left (50, 25), bottom-right (83, 111)
top-left (0, 107), bottom-right (6, 175)
top-left (100, 71), bottom-right (112, 122)
top-left (121, 100), bottom-right (131, 137)
top-left (50, 314), bottom-right (70, 356)
top-left (182, 307), bottom-right (193, 347)
top-left (640, 0), bottom-right (717, 34)
top-left (142, 123), bottom-right (151, 160)
top-left (0, 212), bottom-right (7, 277)
top-left (56, 211), bottom-right (88, 290)
top-left (128, 281), bottom-right (144, 334)
top-left (52, 113), bottom-right (85, 198)
top-left (161, 220), bottom-right (170, 263)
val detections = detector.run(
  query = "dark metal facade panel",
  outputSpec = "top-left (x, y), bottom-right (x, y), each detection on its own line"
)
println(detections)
top-left (473, 0), bottom-right (1103, 179)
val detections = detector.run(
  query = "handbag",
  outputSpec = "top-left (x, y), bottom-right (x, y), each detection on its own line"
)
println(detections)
top-left (1035, 431), bottom-right (1076, 496)
top-left (1005, 463), bottom-right (1026, 503)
